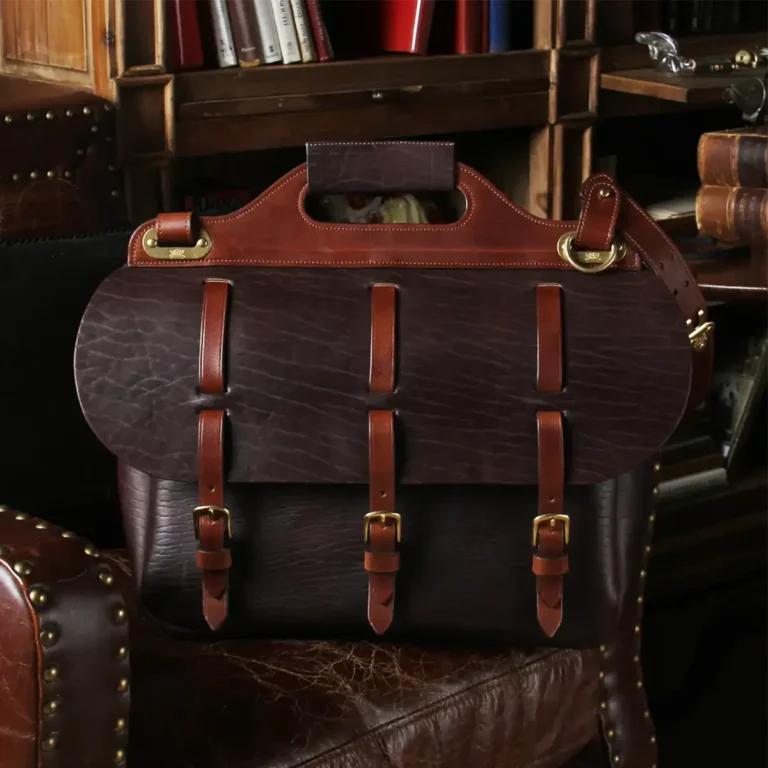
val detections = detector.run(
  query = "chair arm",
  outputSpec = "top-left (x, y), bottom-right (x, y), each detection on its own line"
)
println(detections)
top-left (0, 505), bottom-right (130, 768)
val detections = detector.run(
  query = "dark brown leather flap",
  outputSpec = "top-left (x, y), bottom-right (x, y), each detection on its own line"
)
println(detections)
top-left (306, 141), bottom-right (456, 194)
top-left (75, 265), bottom-right (692, 486)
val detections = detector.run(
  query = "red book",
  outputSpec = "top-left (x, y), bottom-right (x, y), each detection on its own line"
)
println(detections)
top-left (380, 0), bottom-right (436, 55)
top-left (455, 0), bottom-right (482, 54)
top-left (167, 0), bottom-right (204, 70)
top-left (480, 0), bottom-right (489, 52)
top-left (305, 0), bottom-right (334, 61)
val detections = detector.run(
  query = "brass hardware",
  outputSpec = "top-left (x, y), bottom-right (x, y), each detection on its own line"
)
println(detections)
top-left (43, 665), bottom-right (59, 682)
top-left (634, 625), bottom-right (641, 633)
top-left (13, 560), bottom-right (32, 576)
top-left (64, 171), bottom-right (72, 179)
top-left (652, 487), bottom-right (659, 496)
top-left (84, 544), bottom-right (99, 556)
top-left (42, 733), bottom-right (59, 751)
top-left (598, 187), bottom-right (613, 199)
top-left (599, 645), bottom-right (606, 653)
top-left (651, 736), bottom-right (656, 744)
top-left (607, 730), bottom-right (615, 739)
top-left (644, 710), bottom-right (650, 719)
top-left (645, 545), bottom-right (651, 553)
top-left (637, 596), bottom-right (644, 604)
top-left (115, 748), bottom-right (126, 764)
top-left (113, 607), bottom-right (127, 624)
top-left (35, 521), bottom-right (48, 529)
top-left (557, 232), bottom-right (626, 274)
top-left (26, 113), bottom-right (35, 121)
top-left (12, 173), bottom-right (19, 182)
top-left (599, 671), bottom-right (605, 679)
top-left (43, 699), bottom-right (60, 716)
top-left (636, 680), bottom-right (643, 688)
top-left (29, 588), bottom-right (48, 607)
top-left (40, 626), bottom-right (58, 646)
top-left (45, 111), bottom-right (54, 120)
top-left (532, 514), bottom-right (570, 546)
top-left (613, 757), bottom-right (620, 765)
top-left (117, 678), bottom-right (129, 693)
top-left (15, 512), bottom-right (29, 520)
top-left (371, 91), bottom-right (384, 101)
top-left (29, 171), bottom-right (39, 180)
top-left (687, 310), bottom-right (714, 350)
top-left (61, 531), bottom-right (75, 538)
top-left (653, 462), bottom-right (661, 472)
top-left (633, 655), bottom-right (640, 662)
top-left (4, 115), bottom-right (11, 123)
top-left (116, 646), bottom-right (128, 662)
top-left (91, 125), bottom-right (99, 133)
top-left (100, 571), bottom-right (115, 586)
top-left (600, 701), bottom-right (607, 710)
top-left (193, 505), bottom-right (232, 539)
top-left (364, 511), bottom-right (402, 543)
top-left (115, 718), bottom-right (127, 734)
top-left (640, 570), bottom-right (646, 578)
top-left (46, 171), bottom-right (55, 179)
top-left (649, 514), bottom-right (655, 523)
top-left (0, 504), bottom-right (8, 512)
top-left (83, 106), bottom-right (92, 115)
top-left (66, 109), bottom-right (74, 117)
top-left (143, 227), bottom-right (212, 261)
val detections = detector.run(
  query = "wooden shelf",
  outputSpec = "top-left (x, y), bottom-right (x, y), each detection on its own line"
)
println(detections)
top-left (690, 254), bottom-right (768, 302)
top-left (173, 51), bottom-right (550, 157)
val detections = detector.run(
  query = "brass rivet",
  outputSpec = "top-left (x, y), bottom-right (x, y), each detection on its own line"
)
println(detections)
top-left (111, 190), bottom-right (120, 197)
top-left (76, 148), bottom-right (85, 156)
top-left (607, 729), bottom-right (615, 739)
top-left (649, 514), bottom-right (656, 523)
top-left (115, 717), bottom-right (126, 734)
top-left (115, 748), bottom-right (126, 764)
top-left (636, 680), bottom-right (643, 689)
top-left (613, 757), bottom-right (620, 765)
top-left (13, 560), bottom-right (33, 576)
top-left (61, 531), bottom-right (76, 539)
top-left (35, 521), bottom-right (49, 529)
top-left (91, 125), bottom-right (99, 133)
top-left (117, 678), bottom-right (129, 693)
top-left (599, 644), bottom-right (606, 653)
top-left (15, 512), bottom-right (29, 520)
top-left (600, 701), bottom-right (607, 710)
top-left (652, 487), bottom-right (659, 496)
top-left (84, 545), bottom-right (99, 556)
top-left (637, 596), bottom-right (644, 604)
top-left (640, 570), bottom-right (646, 578)
top-left (64, 171), bottom-right (72, 178)
top-left (145, 238), bottom-right (157, 248)
top-left (598, 187), bottom-right (613, 199)
top-left (30, 171), bottom-right (39, 180)
top-left (0, 545), bottom-right (8, 556)
top-left (113, 606), bottom-right (127, 624)
top-left (26, 112), bottom-right (35, 121)
top-left (100, 571), bottom-right (114, 586)
top-left (634, 625), bottom-right (641, 634)
top-left (46, 170), bottom-right (55, 179)
top-left (599, 671), bottom-right (605, 679)
top-left (43, 698), bottom-right (60, 716)
top-left (645, 546), bottom-right (651, 554)
top-left (45, 111), bottom-right (55, 120)
top-left (116, 646), bottom-right (128, 662)
top-left (633, 655), bottom-right (640, 663)
top-left (4, 115), bottom-right (12, 123)
top-left (653, 463), bottom-right (661, 472)
top-left (83, 106), bottom-right (92, 115)
top-left (40, 626), bottom-right (58, 646)
top-left (12, 173), bottom-right (20, 181)
top-left (29, 588), bottom-right (48, 607)
top-left (41, 733), bottom-right (59, 751)
top-left (196, 238), bottom-right (208, 248)
top-left (43, 665), bottom-right (59, 683)
top-left (66, 109), bottom-right (74, 117)
top-left (0, 504), bottom-right (8, 512)
top-left (651, 736), bottom-right (656, 744)
top-left (644, 710), bottom-right (650, 719)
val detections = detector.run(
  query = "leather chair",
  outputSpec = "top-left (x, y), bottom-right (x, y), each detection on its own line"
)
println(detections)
top-left (0, 235), bottom-right (658, 768)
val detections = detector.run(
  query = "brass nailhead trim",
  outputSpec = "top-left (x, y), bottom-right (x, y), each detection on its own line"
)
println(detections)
top-left (115, 717), bottom-right (127, 734)
top-left (61, 531), bottom-right (76, 539)
top-left (113, 606), bottom-right (127, 624)
top-left (613, 757), bottom-right (620, 765)
top-left (116, 646), bottom-right (128, 662)
top-left (4, 115), bottom-right (12, 123)
top-left (91, 125), bottom-right (99, 133)
top-left (83, 106), bottom-right (92, 115)
top-left (645, 546), bottom-right (651, 554)
top-left (637, 596), bottom-right (644, 604)
top-left (598, 187), bottom-right (613, 199)
top-left (43, 665), bottom-right (59, 683)
top-left (83, 545), bottom-right (99, 556)
top-left (599, 644), bottom-right (606, 653)
top-left (651, 736), bottom-right (656, 744)
top-left (26, 112), bottom-right (35, 121)
top-left (600, 701), bottom-right (607, 710)
top-left (644, 710), bottom-right (650, 719)
top-left (41, 733), bottom-right (59, 751)
top-left (35, 521), bottom-right (49, 529)
top-left (40, 626), bottom-right (59, 646)
top-left (13, 560), bottom-right (33, 576)
top-left (640, 569), bottom-right (646, 578)
top-left (599, 671), bottom-right (605, 679)
top-left (15, 513), bottom-right (29, 520)
top-left (100, 571), bottom-right (115, 586)
top-left (117, 678), bottom-right (129, 693)
top-left (12, 173), bottom-right (20, 181)
top-left (45, 111), bottom-right (54, 120)
top-left (46, 170), bottom-right (55, 179)
top-left (636, 681), bottom-right (643, 689)
top-left (634, 625), bottom-right (641, 634)
top-left (115, 748), bottom-right (126, 764)
top-left (0, 504), bottom-right (9, 512)
top-left (30, 171), bottom-right (39, 180)
top-left (64, 170), bottom-right (72, 178)
top-left (649, 514), bottom-right (656, 523)
top-left (66, 109), bottom-right (74, 117)
top-left (653, 463), bottom-right (661, 472)
top-left (29, 588), bottom-right (48, 607)
top-left (633, 655), bottom-right (640, 663)
top-left (43, 698), bottom-right (60, 716)
top-left (607, 729), bottom-right (615, 739)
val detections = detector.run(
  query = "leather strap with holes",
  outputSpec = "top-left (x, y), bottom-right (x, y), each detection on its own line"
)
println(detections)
top-left (533, 411), bottom-right (568, 638)
top-left (196, 280), bottom-right (231, 631)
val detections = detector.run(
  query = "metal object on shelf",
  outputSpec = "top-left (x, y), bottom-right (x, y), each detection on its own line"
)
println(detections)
top-left (724, 76), bottom-right (768, 123)
top-left (636, 33), bottom-right (768, 76)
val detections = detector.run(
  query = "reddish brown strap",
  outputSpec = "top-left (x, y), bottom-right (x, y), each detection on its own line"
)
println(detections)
top-left (534, 411), bottom-right (568, 638)
top-left (574, 176), bottom-right (621, 252)
top-left (156, 212), bottom-right (196, 245)
top-left (199, 280), bottom-right (230, 394)
top-left (365, 409), bottom-right (399, 635)
top-left (195, 279), bottom-right (231, 632)
top-left (369, 284), bottom-right (397, 394)
top-left (536, 284), bottom-right (563, 393)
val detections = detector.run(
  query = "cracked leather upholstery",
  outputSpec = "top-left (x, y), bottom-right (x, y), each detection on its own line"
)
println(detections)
top-left (103, 552), bottom-right (602, 768)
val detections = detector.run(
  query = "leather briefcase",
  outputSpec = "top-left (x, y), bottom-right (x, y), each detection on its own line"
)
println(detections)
top-left (74, 141), bottom-right (713, 643)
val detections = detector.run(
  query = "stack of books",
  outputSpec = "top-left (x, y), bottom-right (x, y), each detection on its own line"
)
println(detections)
top-left (695, 125), bottom-right (768, 246)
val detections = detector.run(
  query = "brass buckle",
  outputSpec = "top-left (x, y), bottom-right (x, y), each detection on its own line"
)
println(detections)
top-left (557, 232), bottom-right (627, 274)
top-left (364, 511), bottom-right (402, 544)
top-left (532, 514), bottom-right (570, 547)
top-left (686, 310), bottom-right (715, 351)
top-left (142, 227), bottom-right (213, 260)
top-left (193, 506), bottom-right (232, 539)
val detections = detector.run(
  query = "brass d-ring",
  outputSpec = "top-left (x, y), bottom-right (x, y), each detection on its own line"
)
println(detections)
top-left (557, 232), bottom-right (626, 274)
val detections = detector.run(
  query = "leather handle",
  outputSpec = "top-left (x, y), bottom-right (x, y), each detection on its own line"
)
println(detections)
top-left (156, 213), bottom-right (198, 246)
top-left (306, 141), bottom-right (455, 194)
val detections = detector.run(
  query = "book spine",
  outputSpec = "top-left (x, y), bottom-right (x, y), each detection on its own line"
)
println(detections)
top-left (252, 0), bottom-right (283, 63)
top-left (380, 0), bottom-right (435, 55)
top-left (167, 0), bottom-right (205, 70)
top-left (696, 185), bottom-right (768, 244)
top-left (698, 132), bottom-right (768, 188)
top-left (455, 0), bottom-right (482, 54)
top-left (488, 0), bottom-right (509, 52)
top-left (269, 0), bottom-right (301, 63)
top-left (289, 0), bottom-right (317, 62)
top-left (225, 0), bottom-right (262, 66)
top-left (209, 0), bottom-right (238, 67)
top-left (305, 0), bottom-right (333, 61)
top-left (480, 0), bottom-right (489, 52)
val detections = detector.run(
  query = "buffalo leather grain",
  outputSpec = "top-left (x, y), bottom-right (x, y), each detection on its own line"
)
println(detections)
top-left (536, 284), bottom-right (563, 392)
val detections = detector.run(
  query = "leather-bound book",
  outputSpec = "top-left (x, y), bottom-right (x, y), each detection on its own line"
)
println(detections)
top-left (225, 0), bottom-right (262, 66)
top-left (167, 0), bottom-right (205, 70)
top-left (380, 0), bottom-right (436, 55)
top-left (696, 185), bottom-right (768, 244)
top-left (698, 127), bottom-right (768, 188)
top-left (305, 0), bottom-right (333, 60)
top-left (455, 0), bottom-right (481, 53)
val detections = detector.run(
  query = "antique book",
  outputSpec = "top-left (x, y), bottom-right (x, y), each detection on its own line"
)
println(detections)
top-left (252, 0), bottom-right (283, 63)
top-left (696, 185), bottom-right (768, 244)
top-left (225, 0), bottom-right (262, 66)
top-left (167, 0), bottom-right (204, 70)
top-left (305, 0), bottom-right (333, 60)
top-left (455, 0), bottom-right (481, 53)
top-left (698, 127), bottom-right (768, 188)
top-left (209, 0), bottom-right (238, 67)
top-left (269, 0), bottom-right (302, 63)
top-left (381, 0), bottom-right (435, 55)
top-left (289, 0), bottom-right (317, 62)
